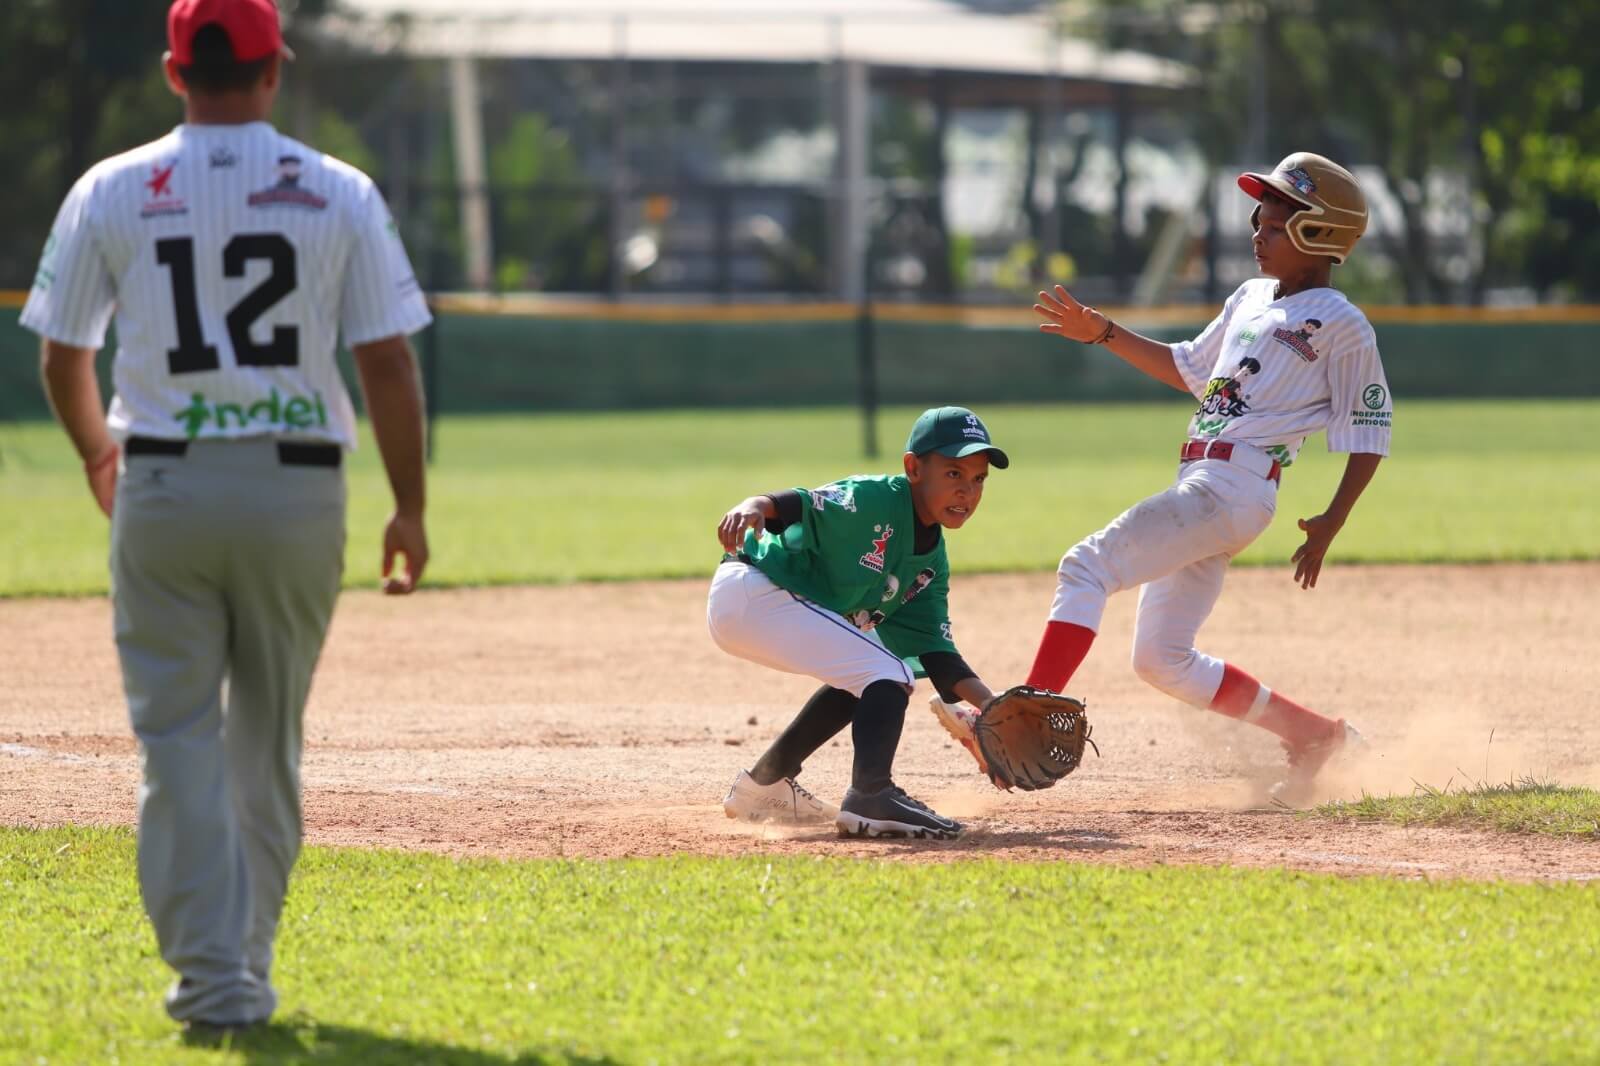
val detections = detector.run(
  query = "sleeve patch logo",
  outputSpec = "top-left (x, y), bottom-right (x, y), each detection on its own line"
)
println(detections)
top-left (808, 483), bottom-right (857, 512)
top-left (1351, 383), bottom-right (1392, 427)
top-left (33, 233), bottom-right (58, 291)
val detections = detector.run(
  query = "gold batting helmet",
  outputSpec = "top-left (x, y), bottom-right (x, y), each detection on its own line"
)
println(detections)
top-left (1238, 153), bottom-right (1368, 264)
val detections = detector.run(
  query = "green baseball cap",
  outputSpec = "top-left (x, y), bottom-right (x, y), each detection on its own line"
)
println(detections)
top-left (905, 406), bottom-right (1010, 468)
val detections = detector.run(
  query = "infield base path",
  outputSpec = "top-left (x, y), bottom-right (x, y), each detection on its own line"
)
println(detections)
top-left (3, 564), bottom-right (1598, 881)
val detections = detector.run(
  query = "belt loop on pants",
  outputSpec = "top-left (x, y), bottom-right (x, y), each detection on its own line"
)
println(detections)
top-left (124, 436), bottom-right (189, 458)
top-left (275, 442), bottom-right (342, 468)
top-left (124, 436), bottom-right (342, 468)
top-left (1179, 439), bottom-right (1281, 484)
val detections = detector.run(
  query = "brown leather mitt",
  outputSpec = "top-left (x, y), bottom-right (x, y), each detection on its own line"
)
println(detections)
top-left (973, 686), bottom-right (1097, 791)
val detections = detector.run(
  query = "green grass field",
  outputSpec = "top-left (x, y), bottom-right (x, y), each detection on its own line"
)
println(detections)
top-left (1316, 779), bottom-right (1600, 836)
top-left (6, 401), bottom-right (1599, 1063)
top-left (5, 826), bottom-right (1599, 1066)
top-left (2, 399), bottom-right (1597, 597)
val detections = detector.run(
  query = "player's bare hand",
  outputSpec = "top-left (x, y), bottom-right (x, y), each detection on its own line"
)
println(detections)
top-left (84, 444), bottom-right (118, 518)
top-left (717, 499), bottom-right (767, 553)
top-left (1035, 284), bottom-right (1106, 343)
top-left (1291, 513), bottom-right (1343, 590)
top-left (381, 511), bottom-right (429, 594)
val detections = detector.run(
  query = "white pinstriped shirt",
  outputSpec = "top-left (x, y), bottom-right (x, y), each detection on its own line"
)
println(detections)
top-left (1170, 279), bottom-right (1393, 467)
top-left (20, 122), bottom-right (430, 449)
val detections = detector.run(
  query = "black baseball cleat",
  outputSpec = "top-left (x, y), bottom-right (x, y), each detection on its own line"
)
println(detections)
top-left (835, 785), bottom-right (963, 840)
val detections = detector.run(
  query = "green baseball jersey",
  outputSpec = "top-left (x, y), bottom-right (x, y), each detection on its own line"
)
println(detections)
top-left (742, 474), bottom-right (959, 662)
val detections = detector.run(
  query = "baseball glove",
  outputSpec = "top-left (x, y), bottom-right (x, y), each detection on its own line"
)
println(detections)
top-left (973, 685), bottom-right (1097, 791)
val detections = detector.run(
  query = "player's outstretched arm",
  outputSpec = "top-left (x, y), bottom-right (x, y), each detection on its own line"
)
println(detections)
top-left (1035, 285), bottom-right (1189, 393)
top-left (39, 340), bottom-right (118, 518)
top-left (717, 495), bottom-right (777, 553)
top-left (353, 335), bottom-right (429, 595)
top-left (948, 675), bottom-right (996, 711)
top-left (1292, 452), bottom-right (1383, 590)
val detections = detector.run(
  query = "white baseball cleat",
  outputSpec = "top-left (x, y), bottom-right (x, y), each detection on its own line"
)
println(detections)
top-left (1269, 720), bottom-right (1366, 807)
top-left (928, 695), bottom-right (989, 775)
top-left (722, 770), bottom-right (838, 825)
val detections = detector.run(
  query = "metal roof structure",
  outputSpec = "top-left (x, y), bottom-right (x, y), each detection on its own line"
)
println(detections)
top-left (307, 0), bottom-right (1189, 89)
top-left (301, 1), bottom-right (1194, 297)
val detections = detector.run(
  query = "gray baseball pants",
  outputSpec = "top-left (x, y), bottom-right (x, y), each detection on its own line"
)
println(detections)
top-left (111, 436), bottom-right (345, 1025)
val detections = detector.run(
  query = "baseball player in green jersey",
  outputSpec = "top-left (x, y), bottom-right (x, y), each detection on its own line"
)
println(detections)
top-left (709, 407), bottom-right (1008, 839)
top-left (20, 0), bottom-right (429, 1032)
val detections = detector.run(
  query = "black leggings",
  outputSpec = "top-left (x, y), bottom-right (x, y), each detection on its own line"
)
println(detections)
top-left (749, 680), bottom-right (910, 793)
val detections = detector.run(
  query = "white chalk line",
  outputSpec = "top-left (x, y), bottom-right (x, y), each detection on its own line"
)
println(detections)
top-left (1, 742), bottom-right (100, 765)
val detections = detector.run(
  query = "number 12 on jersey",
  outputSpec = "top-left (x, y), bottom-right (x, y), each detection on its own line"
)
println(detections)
top-left (155, 234), bottom-right (300, 374)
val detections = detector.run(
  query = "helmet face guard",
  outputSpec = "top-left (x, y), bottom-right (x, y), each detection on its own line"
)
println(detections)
top-left (1239, 154), bottom-right (1368, 264)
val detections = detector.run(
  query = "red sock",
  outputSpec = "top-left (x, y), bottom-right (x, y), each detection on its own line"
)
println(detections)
top-left (1026, 621), bottom-right (1096, 692)
top-left (1210, 663), bottom-right (1337, 746)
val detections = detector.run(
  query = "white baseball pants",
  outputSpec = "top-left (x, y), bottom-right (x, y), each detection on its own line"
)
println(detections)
top-left (707, 560), bottom-right (914, 697)
top-left (1048, 457), bottom-right (1278, 707)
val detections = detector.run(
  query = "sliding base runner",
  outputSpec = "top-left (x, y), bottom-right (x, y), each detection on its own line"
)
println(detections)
top-left (1010, 152), bottom-right (1393, 805)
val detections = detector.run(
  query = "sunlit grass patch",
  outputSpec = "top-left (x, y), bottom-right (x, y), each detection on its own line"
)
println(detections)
top-left (3, 400), bottom-right (1598, 597)
top-left (1315, 776), bottom-right (1600, 836)
top-left (5, 826), bottom-right (1600, 1064)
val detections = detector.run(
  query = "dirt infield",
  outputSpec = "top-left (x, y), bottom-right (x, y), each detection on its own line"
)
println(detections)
top-left (3, 564), bottom-right (1598, 881)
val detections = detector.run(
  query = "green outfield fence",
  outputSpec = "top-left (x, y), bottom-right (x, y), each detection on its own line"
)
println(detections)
top-left (6, 292), bottom-right (1600, 450)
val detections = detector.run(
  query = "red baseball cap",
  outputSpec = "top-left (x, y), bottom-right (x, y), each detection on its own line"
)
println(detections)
top-left (168, 0), bottom-right (293, 65)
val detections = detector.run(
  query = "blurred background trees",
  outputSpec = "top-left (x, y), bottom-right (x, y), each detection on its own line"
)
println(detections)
top-left (1, 0), bottom-right (1595, 303)
top-left (1092, 0), bottom-right (1600, 303)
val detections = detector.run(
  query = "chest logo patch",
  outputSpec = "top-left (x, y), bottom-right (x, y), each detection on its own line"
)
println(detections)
top-left (1195, 355), bottom-right (1262, 424)
top-left (1271, 318), bottom-right (1323, 362)
top-left (900, 567), bottom-right (936, 604)
top-left (248, 155), bottom-right (329, 211)
top-left (849, 566), bottom-right (936, 633)
top-left (859, 524), bottom-right (894, 573)
top-left (140, 159), bottom-right (189, 219)
top-left (146, 162), bottom-right (176, 198)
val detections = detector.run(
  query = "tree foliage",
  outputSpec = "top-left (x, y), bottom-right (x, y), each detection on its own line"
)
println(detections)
top-left (0, 0), bottom-right (344, 288)
top-left (7, 1), bottom-right (1593, 301)
top-left (1, 1), bottom-right (171, 286)
top-left (1088, 0), bottom-right (1600, 302)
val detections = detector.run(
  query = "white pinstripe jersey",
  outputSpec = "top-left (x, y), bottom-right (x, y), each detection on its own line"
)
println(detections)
top-left (20, 122), bottom-right (430, 449)
top-left (1170, 279), bottom-right (1392, 467)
